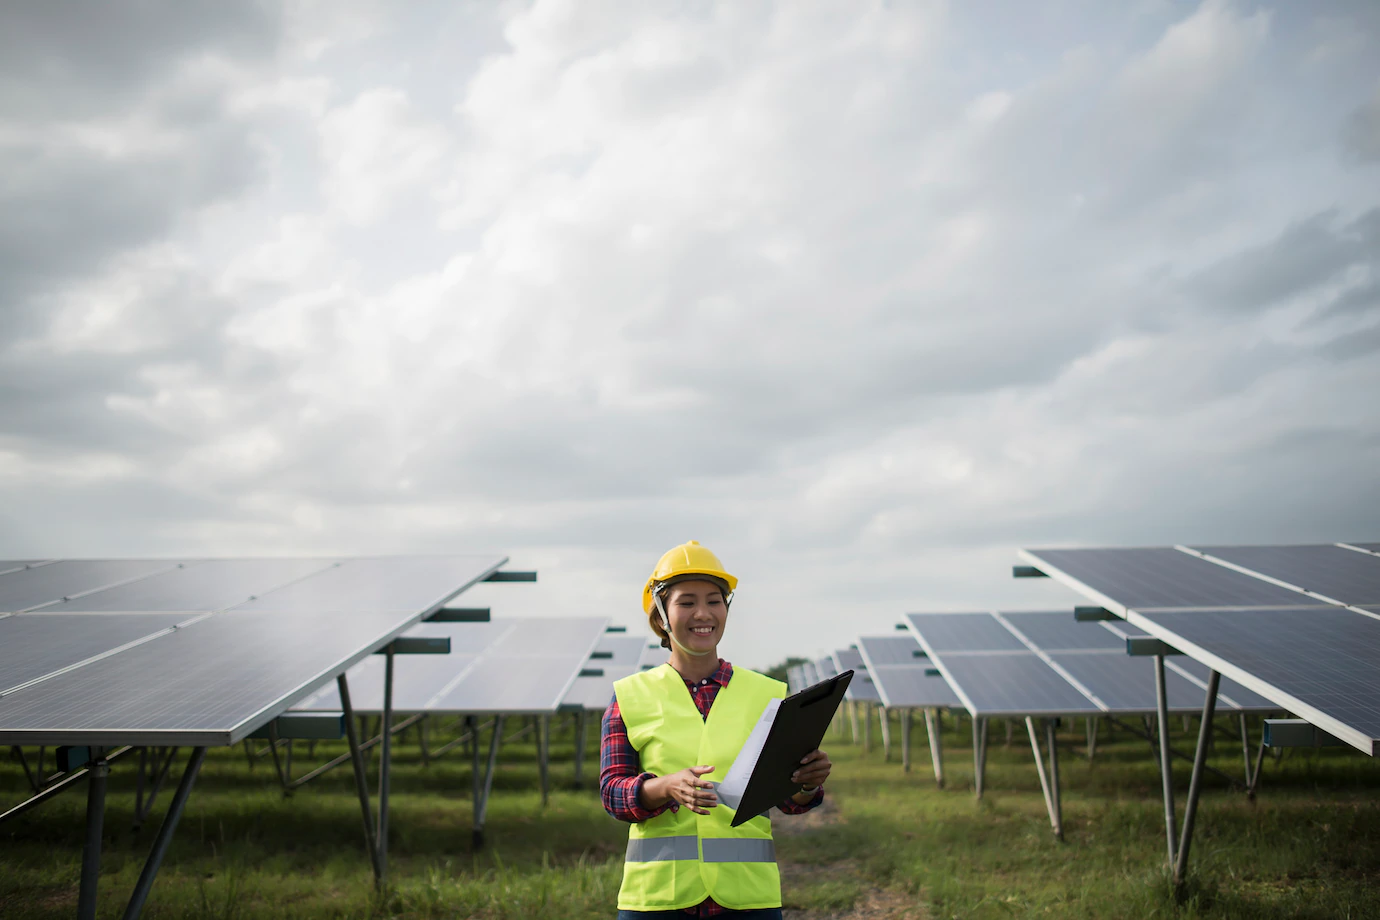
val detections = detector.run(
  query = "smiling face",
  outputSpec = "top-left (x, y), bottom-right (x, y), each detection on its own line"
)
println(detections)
top-left (664, 579), bottom-right (728, 655)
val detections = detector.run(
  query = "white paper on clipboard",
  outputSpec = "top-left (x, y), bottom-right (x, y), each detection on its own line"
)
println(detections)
top-left (712, 697), bottom-right (780, 812)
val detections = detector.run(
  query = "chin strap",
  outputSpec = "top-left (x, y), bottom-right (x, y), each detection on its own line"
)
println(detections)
top-left (653, 593), bottom-right (712, 657)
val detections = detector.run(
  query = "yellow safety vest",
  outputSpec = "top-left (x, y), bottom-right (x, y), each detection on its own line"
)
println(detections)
top-left (613, 663), bottom-right (785, 912)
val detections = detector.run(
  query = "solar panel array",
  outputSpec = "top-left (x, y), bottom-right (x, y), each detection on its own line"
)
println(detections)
top-left (1021, 543), bottom-right (1380, 755)
top-left (856, 635), bottom-right (961, 709)
top-left (562, 634), bottom-right (649, 712)
top-left (832, 647), bottom-right (881, 702)
top-left (906, 611), bottom-right (1278, 719)
top-left (0, 555), bottom-right (506, 746)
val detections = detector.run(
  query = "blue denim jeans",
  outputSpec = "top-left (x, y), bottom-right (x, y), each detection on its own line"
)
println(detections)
top-left (616, 911), bottom-right (783, 919)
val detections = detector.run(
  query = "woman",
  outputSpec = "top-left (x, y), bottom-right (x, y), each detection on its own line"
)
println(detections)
top-left (601, 541), bottom-right (833, 919)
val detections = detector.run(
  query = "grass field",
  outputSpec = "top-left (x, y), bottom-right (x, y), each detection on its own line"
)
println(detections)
top-left (2, 712), bottom-right (1377, 919)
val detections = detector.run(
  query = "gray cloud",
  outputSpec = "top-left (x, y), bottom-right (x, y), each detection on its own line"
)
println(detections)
top-left (1, 0), bottom-right (1378, 666)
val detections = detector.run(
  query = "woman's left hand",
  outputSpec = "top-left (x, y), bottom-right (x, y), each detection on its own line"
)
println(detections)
top-left (791, 749), bottom-right (831, 791)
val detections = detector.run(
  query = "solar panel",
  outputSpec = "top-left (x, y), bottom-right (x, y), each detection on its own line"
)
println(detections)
top-left (939, 654), bottom-right (1101, 717)
top-left (999, 612), bottom-right (1124, 651)
top-left (228, 555), bottom-right (504, 614)
top-left (1024, 547), bottom-right (1325, 609)
top-left (299, 620), bottom-right (514, 712)
top-left (41, 559), bottom-right (337, 612)
top-left (595, 635), bottom-right (650, 668)
top-left (1191, 544), bottom-right (1380, 606)
top-left (0, 609), bottom-right (418, 745)
top-left (639, 643), bottom-right (669, 669)
top-left (0, 560), bottom-right (186, 612)
top-left (1169, 657), bottom-right (1280, 710)
top-left (424, 617), bottom-right (608, 714)
top-left (856, 635), bottom-right (959, 708)
top-left (832, 648), bottom-right (880, 702)
top-left (564, 666), bottom-right (638, 711)
top-left (858, 635), bottom-right (927, 665)
top-left (904, 613), bottom-right (1027, 651)
top-left (1350, 544), bottom-right (1380, 554)
top-left (1048, 654), bottom-right (1217, 712)
top-left (815, 657), bottom-right (838, 679)
top-left (1138, 607), bottom-right (1380, 754)
top-left (0, 613), bottom-right (193, 695)
top-left (801, 661), bottom-right (819, 685)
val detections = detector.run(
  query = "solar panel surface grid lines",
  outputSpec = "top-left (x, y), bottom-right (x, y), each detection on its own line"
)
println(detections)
top-left (998, 612), bottom-right (1125, 651)
top-left (1025, 547), bottom-right (1328, 610)
top-left (938, 654), bottom-right (1102, 717)
top-left (424, 617), bottom-right (609, 714)
top-left (904, 613), bottom-right (1027, 651)
top-left (0, 560), bottom-right (189, 612)
top-left (0, 613), bottom-right (194, 694)
top-left (39, 558), bottom-right (338, 613)
top-left (1138, 607), bottom-right (1380, 753)
top-left (1191, 544), bottom-right (1380, 606)
top-left (226, 554), bottom-right (507, 614)
top-left (0, 609), bottom-right (421, 745)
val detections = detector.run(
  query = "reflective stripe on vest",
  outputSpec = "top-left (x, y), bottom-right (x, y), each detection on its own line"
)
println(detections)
top-left (626, 837), bottom-right (776, 863)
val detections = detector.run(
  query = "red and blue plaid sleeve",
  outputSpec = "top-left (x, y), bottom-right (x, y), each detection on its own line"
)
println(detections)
top-left (776, 784), bottom-right (824, 813)
top-left (600, 697), bottom-right (671, 822)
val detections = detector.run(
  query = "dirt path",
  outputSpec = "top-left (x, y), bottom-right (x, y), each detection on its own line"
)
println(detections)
top-left (774, 802), bottom-right (929, 920)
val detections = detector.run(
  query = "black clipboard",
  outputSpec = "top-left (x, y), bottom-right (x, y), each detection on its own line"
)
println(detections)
top-left (728, 669), bottom-right (853, 827)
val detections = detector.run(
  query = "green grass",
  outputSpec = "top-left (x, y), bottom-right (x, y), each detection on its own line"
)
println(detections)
top-left (1, 714), bottom-right (1377, 918)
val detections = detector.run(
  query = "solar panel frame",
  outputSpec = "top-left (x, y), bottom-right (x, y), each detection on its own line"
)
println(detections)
top-left (226, 555), bottom-right (507, 615)
top-left (1188, 544), bottom-right (1380, 606)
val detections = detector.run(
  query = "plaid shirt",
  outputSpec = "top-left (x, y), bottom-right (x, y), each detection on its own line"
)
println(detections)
top-left (600, 659), bottom-right (824, 918)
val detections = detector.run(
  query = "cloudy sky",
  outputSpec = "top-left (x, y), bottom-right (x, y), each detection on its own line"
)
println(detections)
top-left (2, 0), bottom-right (1377, 668)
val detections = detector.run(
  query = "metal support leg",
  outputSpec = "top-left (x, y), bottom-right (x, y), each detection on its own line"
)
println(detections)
top-left (338, 673), bottom-right (382, 885)
top-left (924, 709), bottom-right (944, 788)
top-left (135, 747), bottom-right (147, 820)
top-left (901, 709), bottom-right (911, 773)
top-left (1239, 714), bottom-right (1250, 786)
top-left (849, 701), bottom-right (859, 745)
top-left (77, 751), bottom-right (108, 920)
top-left (377, 643), bottom-right (395, 883)
top-left (862, 703), bottom-right (872, 754)
top-left (120, 747), bottom-right (206, 920)
top-left (1088, 717), bottom-right (1098, 761)
top-left (1154, 654), bottom-right (1178, 869)
top-left (573, 711), bottom-right (587, 789)
top-left (538, 714), bottom-right (550, 807)
top-left (473, 714), bottom-right (505, 848)
top-left (1247, 740), bottom-right (1267, 800)
top-left (1174, 670), bottom-right (1220, 889)
top-left (879, 707), bottom-right (892, 762)
top-left (470, 715), bottom-right (481, 837)
top-left (11, 747), bottom-right (40, 793)
top-left (1046, 719), bottom-right (1062, 837)
top-left (1026, 718), bottom-right (1061, 839)
top-left (973, 717), bottom-right (988, 799)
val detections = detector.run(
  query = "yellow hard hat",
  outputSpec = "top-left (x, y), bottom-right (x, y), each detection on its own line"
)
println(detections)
top-left (641, 540), bottom-right (738, 614)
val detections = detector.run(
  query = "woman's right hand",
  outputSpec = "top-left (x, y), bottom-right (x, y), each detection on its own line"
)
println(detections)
top-left (641, 765), bottom-right (718, 815)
